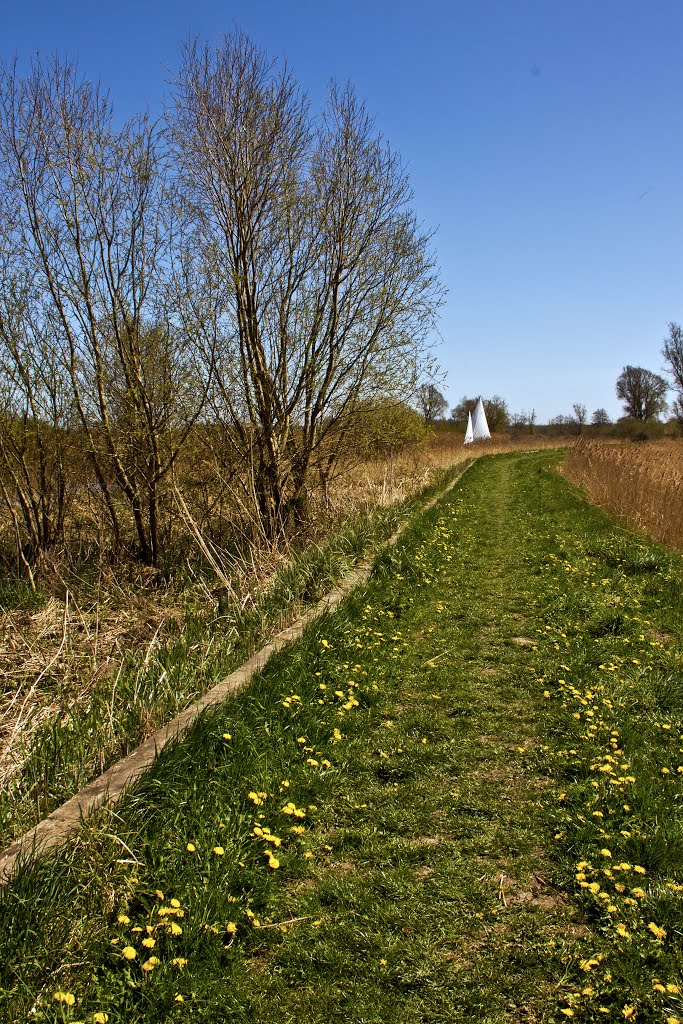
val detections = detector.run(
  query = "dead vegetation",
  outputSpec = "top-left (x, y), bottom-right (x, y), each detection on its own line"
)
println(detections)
top-left (0, 432), bottom-right (569, 817)
top-left (562, 437), bottom-right (683, 552)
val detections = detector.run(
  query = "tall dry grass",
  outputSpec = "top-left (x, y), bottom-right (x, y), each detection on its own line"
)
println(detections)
top-left (562, 438), bottom-right (683, 552)
top-left (0, 430), bottom-right (570, 800)
top-left (333, 430), bottom-right (568, 513)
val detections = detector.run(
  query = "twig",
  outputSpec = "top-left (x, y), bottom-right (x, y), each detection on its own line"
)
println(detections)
top-left (257, 915), bottom-right (317, 930)
top-left (421, 649), bottom-right (450, 667)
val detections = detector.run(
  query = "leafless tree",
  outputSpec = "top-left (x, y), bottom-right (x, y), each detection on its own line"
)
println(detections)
top-left (615, 365), bottom-right (668, 421)
top-left (417, 384), bottom-right (448, 423)
top-left (572, 402), bottom-right (587, 433)
top-left (451, 395), bottom-right (508, 430)
top-left (169, 31), bottom-right (442, 539)
top-left (0, 55), bottom-right (204, 564)
top-left (591, 407), bottom-right (611, 426)
top-left (662, 321), bottom-right (683, 423)
top-left (0, 255), bottom-right (74, 576)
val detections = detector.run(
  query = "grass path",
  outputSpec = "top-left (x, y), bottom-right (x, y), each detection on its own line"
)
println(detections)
top-left (2, 451), bottom-right (683, 1022)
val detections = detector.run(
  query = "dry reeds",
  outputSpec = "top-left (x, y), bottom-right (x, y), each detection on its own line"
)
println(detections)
top-left (562, 438), bottom-right (683, 552)
top-left (0, 431), bottom-right (570, 811)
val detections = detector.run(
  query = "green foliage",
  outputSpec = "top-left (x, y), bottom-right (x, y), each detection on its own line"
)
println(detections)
top-left (349, 401), bottom-right (429, 459)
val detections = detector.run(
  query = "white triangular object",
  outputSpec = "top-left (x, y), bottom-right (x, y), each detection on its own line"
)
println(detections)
top-left (471, 397), bottom-right (491, 440)
top-left (464, 411), bottom-right (474, 444)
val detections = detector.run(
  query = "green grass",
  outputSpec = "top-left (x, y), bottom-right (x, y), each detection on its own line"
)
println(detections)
top-left (1, 450), bottom-right (683, 1022)
top-left (0, 466), bottom-right (464, 847)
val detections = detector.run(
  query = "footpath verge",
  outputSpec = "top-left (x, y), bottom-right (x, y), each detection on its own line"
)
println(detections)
top-left (0, 463), bottom-right (473, 886)
top-left (1, 450), bottom-right (683, 1024)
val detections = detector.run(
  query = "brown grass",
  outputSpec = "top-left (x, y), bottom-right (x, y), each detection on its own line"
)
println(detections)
top-left (562, 437), bottom-right (683, 552)
top-left (0, 432), bottom-right (569, 795)
top-left (332, 431), bottom-right (568, 513)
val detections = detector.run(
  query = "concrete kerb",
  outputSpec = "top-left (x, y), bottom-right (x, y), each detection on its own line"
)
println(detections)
top-left (0, 462), bottom-right (473, 886)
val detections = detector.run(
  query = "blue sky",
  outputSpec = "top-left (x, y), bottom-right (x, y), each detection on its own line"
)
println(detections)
top-left (3, 0), bottom-right (682, 422)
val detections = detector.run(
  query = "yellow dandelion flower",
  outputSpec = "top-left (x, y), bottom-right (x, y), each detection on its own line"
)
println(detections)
top-left (186, 842), bottom-right (196, 853)
top-left (172, 957), bottom-right (188, 968)
top-left (142, 957), bottom-right (160, 972)
top-left (213, 846), bottom-right (225, 856)
top-left (122, 946), bottom-right (137, 960)
top-left (170, 922), bottom-right (183, 936)
top-left (223, 733), bottom-right (232, 740)
top-left (600, 849), bottom-right (612, 858)
top-left (616, 923), bottom-right (630, 938)
top-left (93, 1013), bottom-right (109, 1023)
top-left (267, 854), bottom-right (280, 869)
top-left (226, 922), bottom-right (237, 934)
top-left (170, 898), bottom-right (181, 908)
top-left (667, 985), bottom-right (681, 995)
top-left (560, 1010), bottom-right (574, 1018)
top-left (175, 994), bottom-right (185, 1002)
top-left (622, 1006), bottom-right (636, 1020)
top-left (117, 914), bottom-right (130, 925)
top-left (53, 992), bottom-right (76, 1006)
top-left (648, 922), bottom-right (667, 940)
top-left (155, 889), bottom-right (164, 900)
top-left (141, 937), bottom-right (155, 949)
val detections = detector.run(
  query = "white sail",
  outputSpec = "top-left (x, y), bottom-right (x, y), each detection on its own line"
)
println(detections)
top-left (464, 411), bottom-right (474, 444)
top-left (471, 397), bottom-right (491, 440)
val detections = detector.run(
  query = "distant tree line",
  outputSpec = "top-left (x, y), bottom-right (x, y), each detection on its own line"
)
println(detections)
top-left (0, 33), bottom-right (443, 571)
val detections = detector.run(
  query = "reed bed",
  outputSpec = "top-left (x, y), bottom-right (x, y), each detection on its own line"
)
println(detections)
top-left (562, 437), bottom-right (683, 552)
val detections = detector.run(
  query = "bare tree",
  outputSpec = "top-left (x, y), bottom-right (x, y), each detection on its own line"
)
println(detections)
top-left (451, 395), bottom-right (508, 430)
top-left (0, 55), bottom-right (203, 564)
top-left (417, 384), bottom-right (448, 423)
top-left (572, 402), bottom-right (587, 433)
top-left (169, 31), bottom-right (442, 539)
top-left (662, 321), bottom-right (683, 424)
top-left (615, 365), bottom-right (668, 421)
top-left (591, 407), bottom-right (611, 426)
top-left (0, 257), bottom-right (74, 575)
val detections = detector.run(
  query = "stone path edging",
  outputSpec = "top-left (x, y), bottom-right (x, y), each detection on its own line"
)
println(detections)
top-left (0, 463), bottom-right (472, 885)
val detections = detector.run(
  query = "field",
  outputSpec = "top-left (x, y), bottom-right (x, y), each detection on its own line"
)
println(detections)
top-left (563, 439), bottom-right (683, 552)
top-left (0, 433), bottom-right (567, 848)
top-left (1, 449), bottom-right (683, 1022)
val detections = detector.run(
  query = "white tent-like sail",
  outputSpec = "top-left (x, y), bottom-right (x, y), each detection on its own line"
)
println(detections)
top-left (464, 397), bottom-right (491, 444)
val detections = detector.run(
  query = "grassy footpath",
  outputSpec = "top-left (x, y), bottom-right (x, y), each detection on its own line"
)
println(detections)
top-left (1, 472), bottom-right (458, 847)
top-left (1, 450), bottom-right (683, 1022)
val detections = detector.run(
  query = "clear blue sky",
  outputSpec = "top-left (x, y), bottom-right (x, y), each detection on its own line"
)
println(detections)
top-left (4, 0), bottom-right (683, 422)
